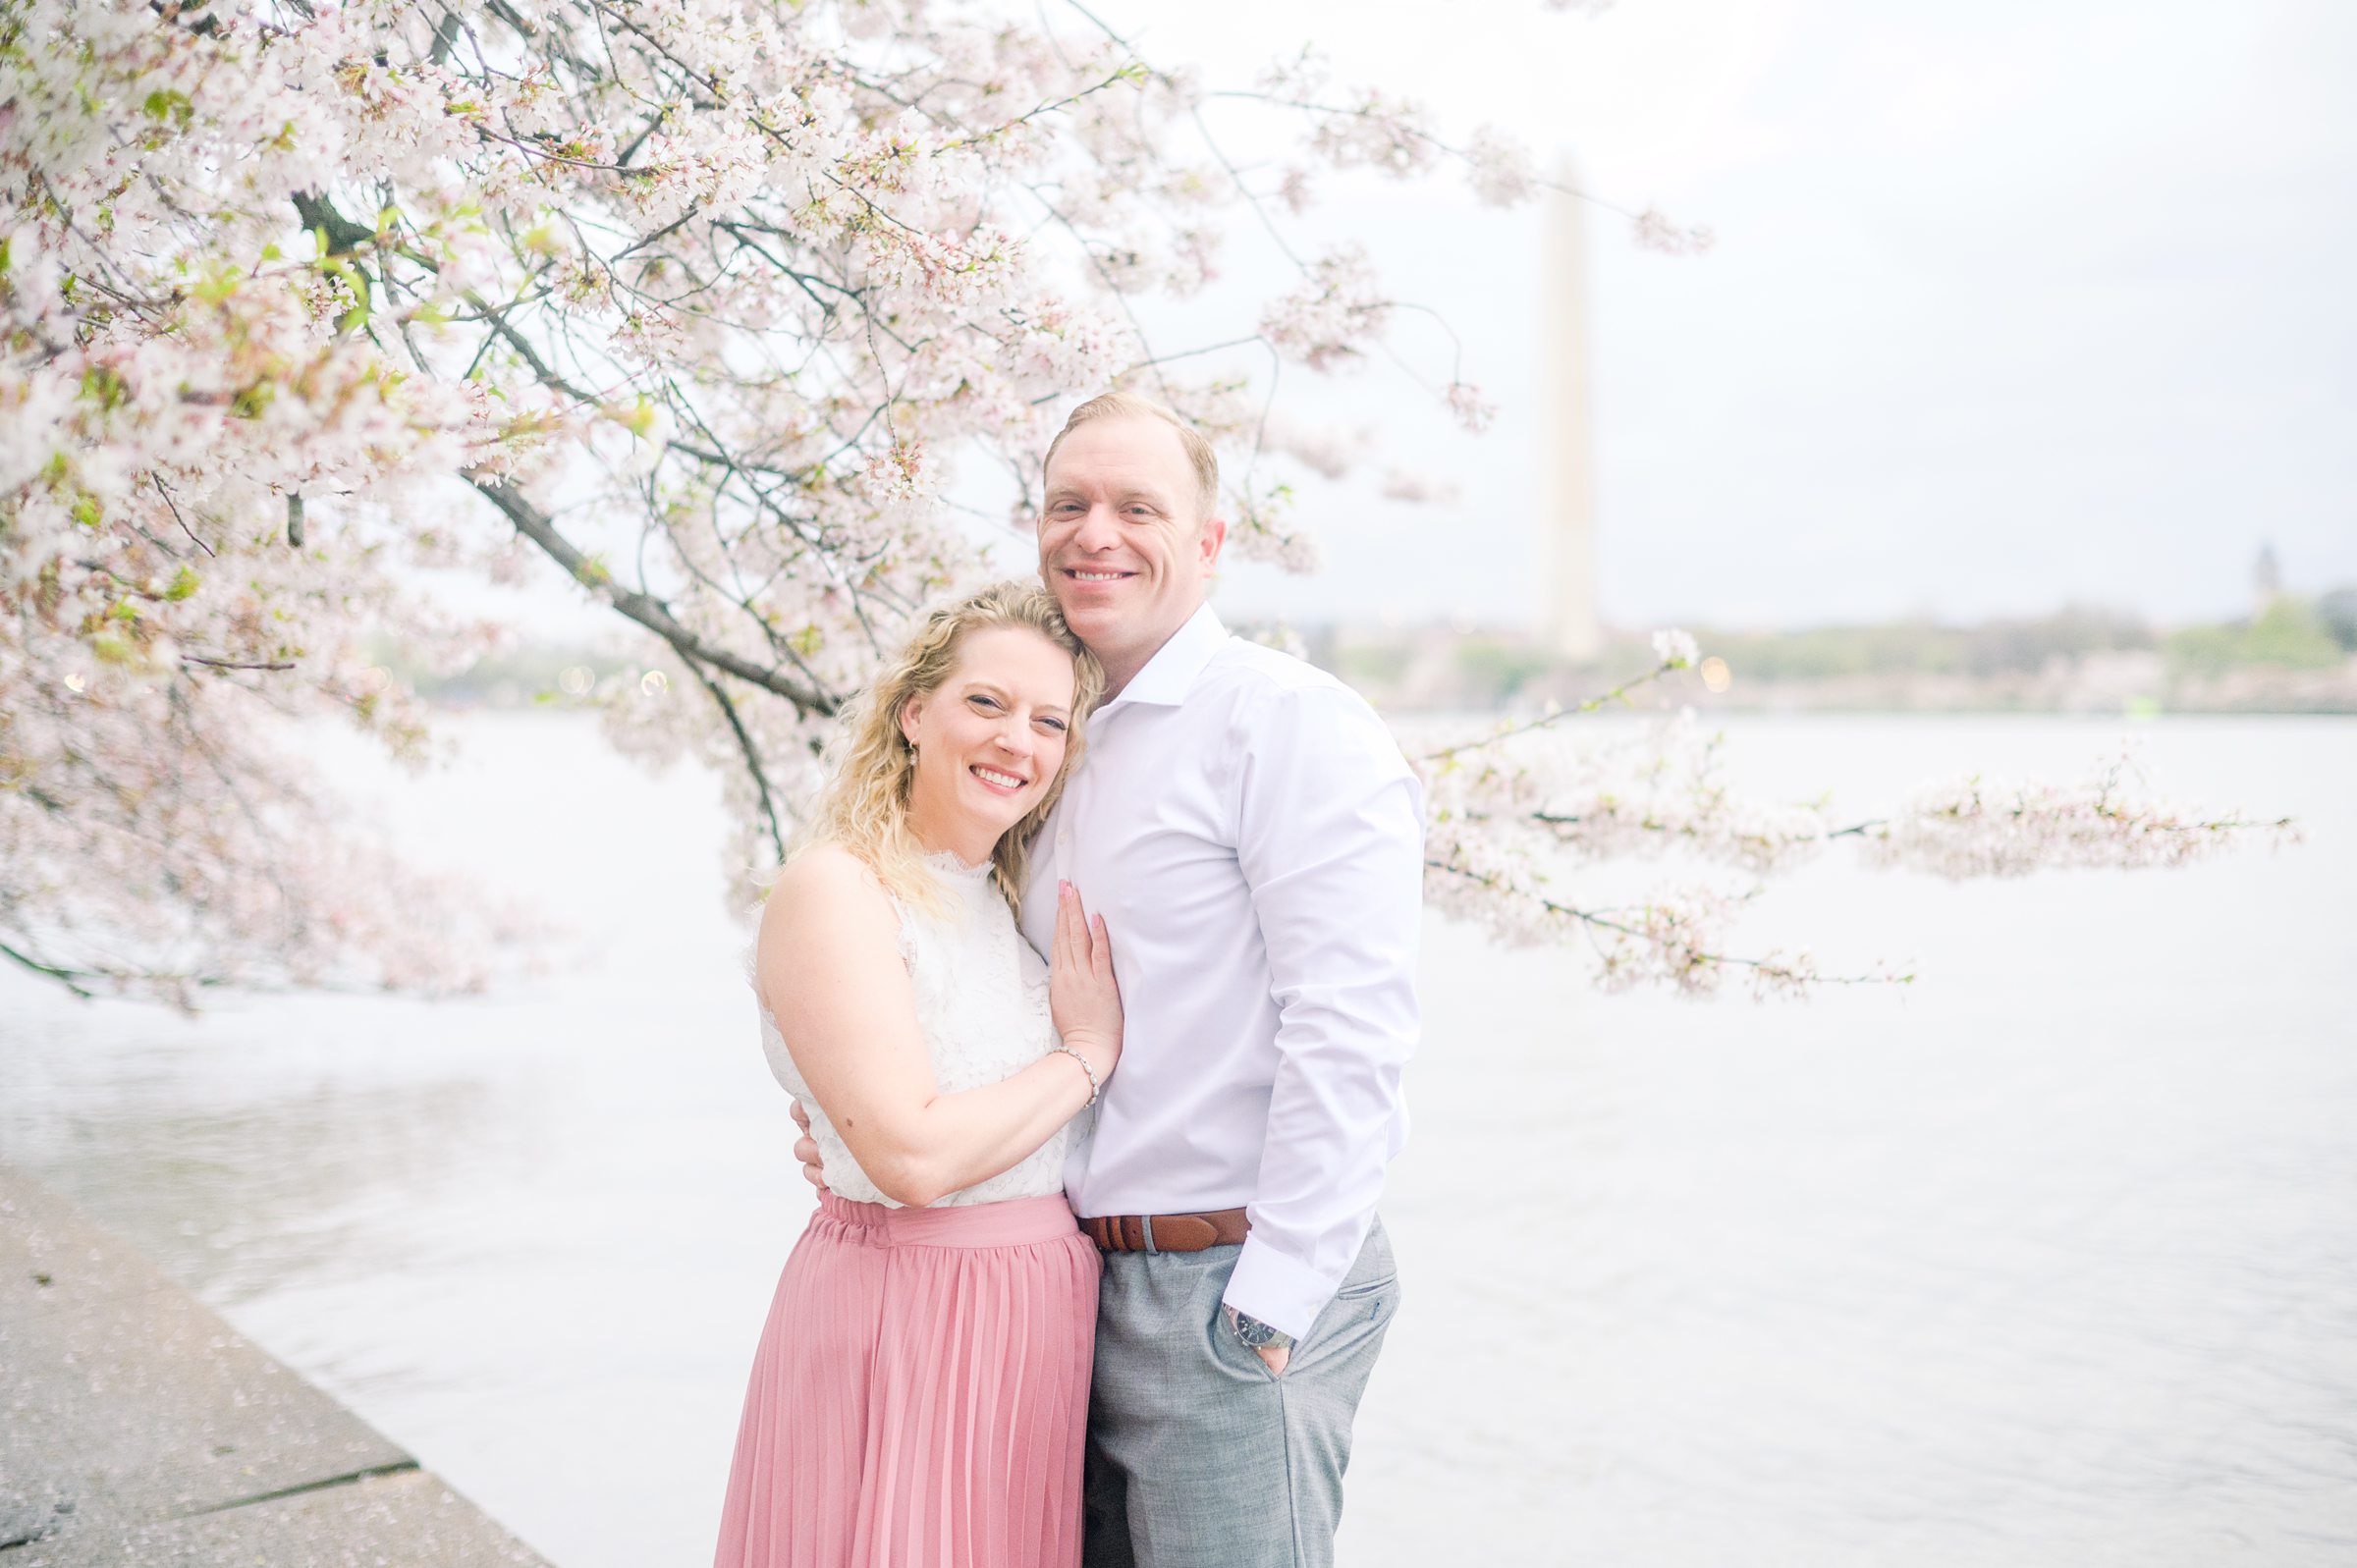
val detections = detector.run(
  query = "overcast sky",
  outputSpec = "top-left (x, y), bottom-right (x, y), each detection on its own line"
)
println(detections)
top-left (1088, 0), bottom-right (2357, 631)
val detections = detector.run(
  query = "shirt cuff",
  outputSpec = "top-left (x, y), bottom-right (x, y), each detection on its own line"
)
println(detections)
top-left (1221, 1236), bottom-right (1337, 1341)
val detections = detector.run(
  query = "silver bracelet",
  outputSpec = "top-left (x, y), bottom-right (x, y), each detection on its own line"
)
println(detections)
top-left (1051, 1042), bottom-right (1101, 1107)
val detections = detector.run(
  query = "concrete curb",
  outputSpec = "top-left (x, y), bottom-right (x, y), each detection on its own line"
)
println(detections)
top-left (1, 1165), bottom-right (555, 1567)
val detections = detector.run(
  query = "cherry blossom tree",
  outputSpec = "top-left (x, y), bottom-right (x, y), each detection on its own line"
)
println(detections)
top-left (0, 0), bottom-right (2288, 1006)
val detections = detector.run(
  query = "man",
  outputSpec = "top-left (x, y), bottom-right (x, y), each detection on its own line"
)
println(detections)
top-left (802, 391), bottom-right (1424, 1567)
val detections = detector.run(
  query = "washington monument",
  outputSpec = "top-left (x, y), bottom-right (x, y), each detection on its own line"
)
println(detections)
top-left (1542, 156), bottom-right (1603, 663)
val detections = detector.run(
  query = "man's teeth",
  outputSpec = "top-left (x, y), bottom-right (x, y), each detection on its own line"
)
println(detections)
top-left (972, 766), bottom-right (1026, 788)
top-left (1072, 570), bottom-right (1127, 581)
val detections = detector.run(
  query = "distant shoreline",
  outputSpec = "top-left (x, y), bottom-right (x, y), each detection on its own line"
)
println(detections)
top-left (374, 594), bottom-right (2357, 719)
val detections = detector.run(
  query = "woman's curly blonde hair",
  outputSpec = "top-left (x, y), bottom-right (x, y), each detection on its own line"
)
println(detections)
top-left (798, 580), bottom-right (1103, 917)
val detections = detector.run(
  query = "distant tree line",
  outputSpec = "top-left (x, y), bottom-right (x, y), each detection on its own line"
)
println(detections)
top-left (2165, 590), bottom-right (2357, 675)
top-left (1317, 593), bottom-right (2357, 713)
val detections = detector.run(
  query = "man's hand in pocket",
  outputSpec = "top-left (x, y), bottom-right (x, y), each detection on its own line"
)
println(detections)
top-left (789, 1100), bottom-right (828, 1192)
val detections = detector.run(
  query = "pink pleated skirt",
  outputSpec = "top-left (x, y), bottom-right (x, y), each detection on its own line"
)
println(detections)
top-left (712, 1190), bottom-right (1100, 1568)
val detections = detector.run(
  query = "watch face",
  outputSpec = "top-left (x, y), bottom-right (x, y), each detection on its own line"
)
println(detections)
top-left (1233, 1313), bottom-right (1286, 1350)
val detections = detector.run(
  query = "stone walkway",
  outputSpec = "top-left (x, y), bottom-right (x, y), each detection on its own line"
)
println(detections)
top-left (0, 1164), bottom-right (554, 1566)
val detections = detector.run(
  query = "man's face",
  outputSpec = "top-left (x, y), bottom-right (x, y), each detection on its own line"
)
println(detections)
top-left (1037, 415), bottom-right (1226, 678)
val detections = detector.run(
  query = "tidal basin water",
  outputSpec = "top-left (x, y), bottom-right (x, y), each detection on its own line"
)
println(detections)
top-left (3, 712), bottom-right (2352, 1567)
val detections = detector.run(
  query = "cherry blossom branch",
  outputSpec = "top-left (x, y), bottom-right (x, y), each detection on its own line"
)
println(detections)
top-left (1199, 82), bottom-right (1714, 252)
top-left (937, 64), bottom-right (1145, 151)
top-left (686, 660), bottom-right (791, 865)
top-left (0, 941), bottom-right (98, 1001)
top-left (1422, 631), bottom-right (1699, 763)
top-left (181, 655), bottom-right (299, 672)
top-left (1422, 855), bottom-right (1909, 999)
top-left (465, 475), bottom-right (837, 716)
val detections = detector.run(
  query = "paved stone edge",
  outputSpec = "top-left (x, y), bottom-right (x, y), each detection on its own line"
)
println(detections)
top-left (1, 1162), bottom-right (557, 1567)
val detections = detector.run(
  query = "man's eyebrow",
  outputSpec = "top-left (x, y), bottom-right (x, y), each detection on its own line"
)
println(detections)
top-left (1041, 482), bottom-right (1172, 508)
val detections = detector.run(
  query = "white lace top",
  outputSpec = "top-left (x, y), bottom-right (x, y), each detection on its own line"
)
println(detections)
top-left (753, 850), bottom-right (1084, 1207)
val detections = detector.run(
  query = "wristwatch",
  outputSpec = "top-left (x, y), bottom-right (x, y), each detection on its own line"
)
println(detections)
top-left (1228, 1307), bottom-right (1294, 1355)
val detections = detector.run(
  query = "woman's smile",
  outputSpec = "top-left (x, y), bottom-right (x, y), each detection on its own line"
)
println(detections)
top-left (967, 762), bottom-right (1031, 795)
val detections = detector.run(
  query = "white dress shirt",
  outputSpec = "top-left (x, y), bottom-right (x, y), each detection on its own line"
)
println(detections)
top-left (1018, 604), bottom-right (1424, 1339)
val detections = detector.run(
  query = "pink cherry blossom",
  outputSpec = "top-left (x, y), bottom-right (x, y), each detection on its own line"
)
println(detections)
top-left (0, 1), bottom-right (2280, 1007)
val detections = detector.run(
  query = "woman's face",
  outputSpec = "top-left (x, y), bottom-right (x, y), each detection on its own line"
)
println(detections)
top-left (899, 624), bottom-right (1078, 844)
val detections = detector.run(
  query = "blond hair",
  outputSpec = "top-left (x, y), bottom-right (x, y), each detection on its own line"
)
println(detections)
top-left (798, 581), bottom-right (1102, 918)
top-left (1043, 391), bottom-right (1221, 518)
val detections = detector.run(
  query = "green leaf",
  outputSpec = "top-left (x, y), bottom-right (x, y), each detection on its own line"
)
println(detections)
top-left (191, 266), bottom-right (240, 304)
top-left (616, 395), bottom-right (659, 439)
top-left (78, 364), bottom-right (129, 411)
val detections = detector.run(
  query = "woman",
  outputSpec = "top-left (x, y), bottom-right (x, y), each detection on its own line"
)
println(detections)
top-left (713, 581), bottom-right (1121, 1568)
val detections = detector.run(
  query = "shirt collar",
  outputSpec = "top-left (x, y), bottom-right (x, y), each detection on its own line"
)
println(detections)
top-left (1097, 603), bottom-right (1229, 715)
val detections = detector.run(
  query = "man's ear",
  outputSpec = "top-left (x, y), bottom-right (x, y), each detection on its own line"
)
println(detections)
top-left (1196, 514), bottom-right (1228, 574)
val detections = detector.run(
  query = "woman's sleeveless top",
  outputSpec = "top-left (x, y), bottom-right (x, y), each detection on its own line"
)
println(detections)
top-left (753, 851), bottom-right (1081, 1207)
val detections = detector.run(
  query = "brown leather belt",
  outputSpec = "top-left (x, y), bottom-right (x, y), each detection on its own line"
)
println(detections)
top-left (1080, 1209), bottom-right (1249, 1254)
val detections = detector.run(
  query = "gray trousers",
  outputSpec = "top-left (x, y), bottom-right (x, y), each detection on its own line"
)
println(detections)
top-left (1081, 1218), bottom-right (1398, 1568)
